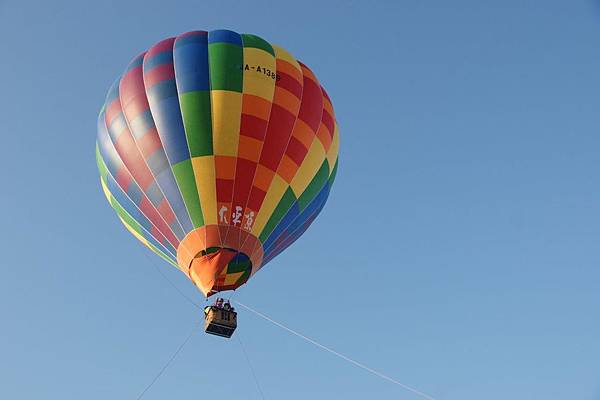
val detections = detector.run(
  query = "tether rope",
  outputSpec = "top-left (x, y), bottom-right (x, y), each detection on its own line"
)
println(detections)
top-left (237, 334), bottom-right (267, 400)
top-left (235, 301), bottom-right (438, 400)
top-left (146, 257), bottom-right (437, 400)
top-left (135, 321), bottom-right (199, 400)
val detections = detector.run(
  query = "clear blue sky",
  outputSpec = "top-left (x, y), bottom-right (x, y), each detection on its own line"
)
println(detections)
top-left (2, 1), bottom-right (600, 399)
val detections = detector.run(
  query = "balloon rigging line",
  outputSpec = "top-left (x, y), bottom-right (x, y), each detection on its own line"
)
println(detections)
top-left (148, 256), bottom-right (264, 399)
top-left (234, 301), bottom-right (438, 400)
top-left (144, 249), bottom-right (202, 309)
top-left (236, 334), bottom-right (267, 400)
top-left (135, 320), bottom-right (200, 400)
top-left (146, 258), bottom-right (435, 399)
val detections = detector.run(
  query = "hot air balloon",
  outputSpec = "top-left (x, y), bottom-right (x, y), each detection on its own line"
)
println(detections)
top-left (96, 29), bottom-right (339, 337)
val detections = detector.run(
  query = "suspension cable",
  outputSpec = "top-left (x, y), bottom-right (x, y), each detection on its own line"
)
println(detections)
top-left (142, 248), bottom-right (202, 309)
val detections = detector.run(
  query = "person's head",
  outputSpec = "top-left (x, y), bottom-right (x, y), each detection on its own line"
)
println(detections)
top-left (216, 298), bottom-right (223, 304)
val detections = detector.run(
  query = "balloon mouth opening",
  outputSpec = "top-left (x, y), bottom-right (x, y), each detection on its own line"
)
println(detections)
top-left (188, 247), bottom-right (253, 297)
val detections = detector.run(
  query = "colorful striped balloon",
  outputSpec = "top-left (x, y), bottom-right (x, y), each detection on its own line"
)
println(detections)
top-left (96, 29), bottom-right (339, 297)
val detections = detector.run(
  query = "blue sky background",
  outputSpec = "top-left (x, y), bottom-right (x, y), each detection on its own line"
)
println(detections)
top-left (1, 1), bottom-right (600, 399)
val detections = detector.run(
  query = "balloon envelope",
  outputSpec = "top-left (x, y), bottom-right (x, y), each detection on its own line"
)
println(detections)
top-left (96, 29), bottom-right (339, 296)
